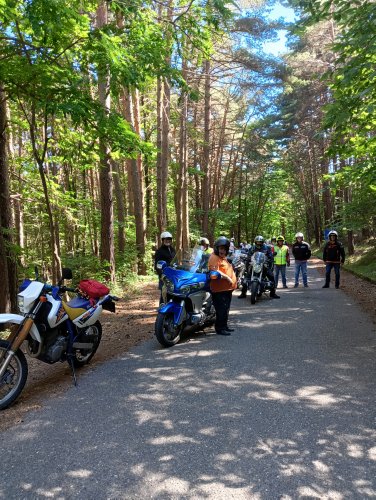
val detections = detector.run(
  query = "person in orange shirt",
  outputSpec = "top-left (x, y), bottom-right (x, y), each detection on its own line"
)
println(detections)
top-left (208, 236), bottom-right (237, 336)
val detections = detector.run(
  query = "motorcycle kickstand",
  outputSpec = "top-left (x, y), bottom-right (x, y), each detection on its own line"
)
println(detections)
top-left (67, 355), bottom-right (78, 387)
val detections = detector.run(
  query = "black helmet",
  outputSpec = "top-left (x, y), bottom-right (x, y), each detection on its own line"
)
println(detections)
top-left (214, 236), bottom-right (230, 256)
top-left (254, 235), bottom-right (264, 247)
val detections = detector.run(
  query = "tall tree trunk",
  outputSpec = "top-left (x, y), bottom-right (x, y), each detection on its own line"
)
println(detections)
top-left (123, 90), bottom-right (147, 274)
top-left (0, 86), bottom-right (16, 313)
top-left (97, 1), bottom-right (115, 282)
top-left (156, 2), bottom-right (172, 239)
top-left (202, 59), bottom-right (211, 235)
top-left (111, 159), bottom-right (126, 254)
top-left (176, 61), bottom-right (189, 252)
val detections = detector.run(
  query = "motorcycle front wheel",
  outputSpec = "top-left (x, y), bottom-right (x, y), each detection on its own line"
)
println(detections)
top-left (155, 313), bottom-right (182, 347)
top-left (250, 282), bottom-right (259, 304)
top-left (73, 321), bottom-right (102, 367)
top-left (0, 340), bottom-right (28, 410)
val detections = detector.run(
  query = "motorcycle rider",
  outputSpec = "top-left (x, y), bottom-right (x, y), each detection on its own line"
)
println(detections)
top-left (274, 236), bottom-right (290, 289)
top-left (292, 232), bottom-right (311, 287)
top-left (322, 230), bottom-right (345, 289)
top-left (154, 232), bottom-right (176, 300)
top-left (229, 238), bottom-right (236, 255)
top-left (208, 236), bottom-right (237, 335)
top-left (238, 235), bottom-right (280, 299)
top-left (199, 237), bottom-right (213, 255)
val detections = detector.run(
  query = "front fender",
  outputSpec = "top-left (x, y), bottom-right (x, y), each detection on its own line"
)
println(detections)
top-left (158, 301), bottom-right (186, 326)
top-left (0, 313), bottom-right (41, 343)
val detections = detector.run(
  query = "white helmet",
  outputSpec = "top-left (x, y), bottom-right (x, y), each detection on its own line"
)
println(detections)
top-left (295, 232), bottom-right (304, 239)
top-left (328, 230), bottom-right (338, 238)
top-left (200, 237), bottom-right (209, 245)
top-left (160, 231), bottom-right (173, 240)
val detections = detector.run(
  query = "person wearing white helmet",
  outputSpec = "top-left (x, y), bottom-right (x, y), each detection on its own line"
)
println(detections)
top-left (292, 232), bottom-right (311, 287)
top-left (199, 237), bottom-right (213, 255)
top-left (322, 230), bottom-right (345, 289)
top-left (154, 232), bottom-right (176, 297)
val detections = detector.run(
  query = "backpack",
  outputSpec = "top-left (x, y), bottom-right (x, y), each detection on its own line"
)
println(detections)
top-left (78, 279), bottom-right (110, 302)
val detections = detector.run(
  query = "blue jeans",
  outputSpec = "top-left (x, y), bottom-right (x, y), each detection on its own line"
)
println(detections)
top-left (294, 260), bottom-right (308, 286)
top-left (325, 263), bottom-right (340, 287)
top-left (274, 265), bottom-right (287, 287)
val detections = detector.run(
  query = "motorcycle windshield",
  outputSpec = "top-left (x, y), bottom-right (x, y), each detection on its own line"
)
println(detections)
top-left (252, 251), bottom-right (266, 265)
top-left (170, 246), bottom-right (209, 274)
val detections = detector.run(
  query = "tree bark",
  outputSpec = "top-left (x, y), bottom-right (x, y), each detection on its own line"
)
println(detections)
top-left (97, 1), bottom-right (115, 282)
top-left (201, 59), bottom-right (211, 235)
top-left (0, 86), bottom-right (16, 313)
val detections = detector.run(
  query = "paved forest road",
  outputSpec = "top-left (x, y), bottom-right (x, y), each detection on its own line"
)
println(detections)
top-left (1, 263), bottom-right (375, 499)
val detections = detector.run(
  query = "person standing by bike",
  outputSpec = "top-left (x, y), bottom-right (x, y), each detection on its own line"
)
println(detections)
top-left (322, 230), bottom-right (345, 289)
top-left (238, 235), bottom-right (280, 299)
top-left (208, 236), bottom-right (237, 336)
top-left (274, 236), bottom-right (290, 288)
top-left (154, 232), bottom-right (176, 301)
top-left (199, 237), bottom-right (213, 255)
top-left (292, 232), bottom-right (311, 288)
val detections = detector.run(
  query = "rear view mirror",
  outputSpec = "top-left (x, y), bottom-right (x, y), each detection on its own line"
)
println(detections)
top-left (157, 261), bottom-right (167, 271)
top-left (62, 268), bottom-right (73, 280)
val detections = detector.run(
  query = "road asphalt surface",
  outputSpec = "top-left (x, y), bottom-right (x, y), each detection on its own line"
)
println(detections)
top-left (0, 262), bottom-right (375, 499)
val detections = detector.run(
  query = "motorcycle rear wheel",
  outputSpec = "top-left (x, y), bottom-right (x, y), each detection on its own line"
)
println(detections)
top-left (250, 282), bottom-right (259, 304)
top-left (73, 321), bottom-right (102, 367)
top-left (155, 313), bottom-right (182, 347)
top-left (0, 340), bottom-right (28, 410)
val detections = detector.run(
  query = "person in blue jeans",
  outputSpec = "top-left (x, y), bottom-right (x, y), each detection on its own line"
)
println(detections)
top-left (291, 232), bottom-right (311, 287)
top-left (322, 230), bottom-right (345, 289)
top-left (274, 236), bottom-right (290, 288)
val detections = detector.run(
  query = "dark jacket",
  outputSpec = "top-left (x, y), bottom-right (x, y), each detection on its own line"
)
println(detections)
top-left (323, 240), bottom-right (345, 264)
top-left (292, 241), bottom-right (311, 261)
top-left (154, 245), bottom-right (176, 275)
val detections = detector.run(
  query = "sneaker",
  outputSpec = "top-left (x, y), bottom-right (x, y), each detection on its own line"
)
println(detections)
top-left (270, 293), bottom-right (280, 299)
top-left (283, 285), bottom-right (288, 289)
top-left (335, 286), bottom-right (339, 289)
top-left (225, 326), bottom-right (235, 332)
top-left (304, 284), bottom-right (309, 288)
top-left (294, 284), bottom-right (299, 288)
top-left (216, 329), bottom-right (231, 336)
top-left (322, 285), bottom-right (329, 288)
top-left (238, 294), bottom-right (246, 299)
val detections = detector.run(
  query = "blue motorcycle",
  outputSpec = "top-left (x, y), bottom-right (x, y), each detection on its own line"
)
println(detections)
top-left (155, 247), bottom-right (219, 347)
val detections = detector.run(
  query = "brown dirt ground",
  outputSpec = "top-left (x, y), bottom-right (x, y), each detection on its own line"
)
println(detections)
top-left (1, 260), bottom-right (375, 429)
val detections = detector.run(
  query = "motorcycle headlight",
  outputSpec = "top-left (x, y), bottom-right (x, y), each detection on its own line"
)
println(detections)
top-left (163, 278), bottom-right (174, 293)
top-left (253, 264), bottom-right (262, 273)
top-left (17, 295), bottom-right (25, 313)
top-left (179, 285), bottom-right (191, 295)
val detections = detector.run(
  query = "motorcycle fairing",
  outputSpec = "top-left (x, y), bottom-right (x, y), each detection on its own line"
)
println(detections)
top-left (159, 301), bottom-right (186, 326)
top-left (163, 267), bottom-right (209, 291)
top-left (0, 313), bottom-right (41, 343)
top-left (73, 304), bottom-right (103, 327)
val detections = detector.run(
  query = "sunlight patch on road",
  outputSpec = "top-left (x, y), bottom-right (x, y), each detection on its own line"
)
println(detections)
top-left (295, 385), bottom-right (346, 406)
top-left (66, 469), bottom-right (93, 478)
top-left (148, 434), bottom-right (199, 445)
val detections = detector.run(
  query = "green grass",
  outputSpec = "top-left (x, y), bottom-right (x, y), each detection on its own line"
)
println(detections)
top-left (343, 243), bottom-right (376, 283)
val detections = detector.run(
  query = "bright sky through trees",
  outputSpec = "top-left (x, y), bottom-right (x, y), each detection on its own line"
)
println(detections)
top-left (263, 2), bottom-right (296, 56)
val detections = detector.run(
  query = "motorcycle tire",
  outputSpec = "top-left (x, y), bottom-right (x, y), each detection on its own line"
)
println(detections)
top-left (0, 340), bottom-right (28, 411)
top-left (250, 282), bottom-right (258, 304)
top-left (72, 321), bottom-right (102, 367)
top-left (155, 312), bottom-right (182, 347)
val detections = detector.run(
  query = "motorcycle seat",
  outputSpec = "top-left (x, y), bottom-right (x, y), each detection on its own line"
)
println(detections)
top-left (63, 297), bottom-right (91, 320)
